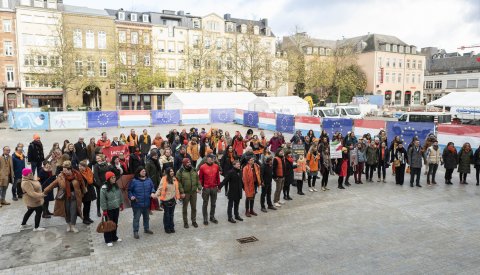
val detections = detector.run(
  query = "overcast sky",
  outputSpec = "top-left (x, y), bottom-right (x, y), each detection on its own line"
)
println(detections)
top-left (64, 0), bottom-right (480, 53)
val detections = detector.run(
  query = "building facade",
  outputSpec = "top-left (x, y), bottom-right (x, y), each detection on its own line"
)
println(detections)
top-left (0, 0), bottom-right (19, 111)
top-left (422, 47), bottom-right (480, 102)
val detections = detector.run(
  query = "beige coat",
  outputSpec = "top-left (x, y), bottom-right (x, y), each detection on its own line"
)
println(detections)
top-left (44, 171), bottom-right (86, 219)
top-left (21, 176), bottom-right (44, 208)
top-left (0, 155), bottom-right (14, 187)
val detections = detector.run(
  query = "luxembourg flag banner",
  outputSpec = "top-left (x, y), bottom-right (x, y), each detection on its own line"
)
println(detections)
top-left (258, 112), bottom-right (276, 131)
top-left (386, 121), bottom-right (435, 145)
top-left (151, 110), bottom-right (181, 125)
top-left (87, 111), bottom-right (118, 128)
top-left (276, 113), bottom-right (295, 134)
top-left (437, 124), bottom-right (480, 151)
top-left (243, 111), bottom-right (259, 128)
top-left (210, 109), bottom-right (235, 123)
top-left (235, 109), bottom-right (244, 124)
top-left (354, 120), bottom-right (386, 138)
top-left (181, 109), bottom-right (210, 125)
top-left (119, 110), bottom-right (151, 127)
top-left (322, 118), bottom-right (353, 138)
top-left (295, 116), bottom-right (321, 137)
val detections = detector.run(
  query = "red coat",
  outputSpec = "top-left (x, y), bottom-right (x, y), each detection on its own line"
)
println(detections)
top-left (242, 163), bottom-right (261, 198)
top-left (338, 158), bottom-right (348, 177)
top-left (199, 163), bottom-right (220, 189)
top-left (233, 138), bottom-right (245, 156)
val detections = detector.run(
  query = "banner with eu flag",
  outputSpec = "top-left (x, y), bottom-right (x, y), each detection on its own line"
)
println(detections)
top-left (386, 121), bottom-right (435, 145)
top-left (276, 113), bottom-right (295, 133)
top-left (322, 118), bottom-right (353, 138)
top-left (243, 111), bottom-right (259, 128)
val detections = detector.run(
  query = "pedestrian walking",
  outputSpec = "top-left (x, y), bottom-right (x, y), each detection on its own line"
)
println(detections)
top-left (20, 168), bottom-right (46, 231)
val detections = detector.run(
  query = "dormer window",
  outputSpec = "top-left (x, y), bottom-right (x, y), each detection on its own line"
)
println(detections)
top-left (241, 24), bottom-right (247, 33)
top-left (226, 23), bottom-right (234, 32)
top-left (385, 44), bottom-right (391, 51)
top-left (193, 19), bottom-right (200, 29)
top-left (143, 14), bottom-right (149, 23)
top-left (118, 12), bottom-right (125, 21)
top-left (265, 27), bottom-right (271, 36)
top-left (392, 45), bottom-right (397, 52)
top-left (253, 26), bottom-right (259, 35)
top-left (131, 13), bottom-right (137, 22)
top-left (405, 46), bottom-right (410, 54)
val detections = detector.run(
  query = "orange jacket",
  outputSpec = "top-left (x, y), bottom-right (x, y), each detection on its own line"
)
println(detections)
top-left (306, 152), bottom-right (320, 172)
top-left (157, 176), bottom-right (180, 201)
top-left (294, 159), bottom-right (306, 173)
top-left (187, 142), bottom-right (200, 161)
top-left (242, 163), bottom-right (261, 198)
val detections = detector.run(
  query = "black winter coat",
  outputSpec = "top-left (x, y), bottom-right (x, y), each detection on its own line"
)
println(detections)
top-left (93, 162), bottom-right (112, 188)
top-left (129, 153), bottom-right (145, 174)
top-left (284, 158), bottom-right (296, 185)
top-left (220, 168), bottom-right (243, 201)
top-left (474, 148), bottom-right (480, 168)
top-left (442, 148), bottom-right (458, 170)
top-left (27, 140), bottom-right (44, 163)
top-left (261, 163), bottom-right (273, 186)
top-left (74, 142), bottom-right (88, 162)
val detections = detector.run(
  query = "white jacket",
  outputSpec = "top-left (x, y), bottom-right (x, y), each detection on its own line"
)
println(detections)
top-left (426, 147), bottom-right (442, 164)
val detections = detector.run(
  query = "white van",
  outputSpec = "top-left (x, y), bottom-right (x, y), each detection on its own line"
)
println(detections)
top-left (311, 107), bottom-right (339, 118)
top-left (398, 112), bottom-right (452, 123)
top-left (335, 106), bottom-right (363, 119)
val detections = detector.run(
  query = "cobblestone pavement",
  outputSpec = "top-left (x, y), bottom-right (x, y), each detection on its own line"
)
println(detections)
top-left (1, 126), bottom-right (480, 274)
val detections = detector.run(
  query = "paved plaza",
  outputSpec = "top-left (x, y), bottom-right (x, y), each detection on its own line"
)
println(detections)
top-left (0, 125), bottom-right (479, 274)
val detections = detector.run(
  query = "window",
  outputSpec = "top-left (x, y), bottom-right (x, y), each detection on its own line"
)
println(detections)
top-left (417, 74), bottom-right (421, 84)
top-left (226, 57), bottom-right (233, 70)
top-left (6, 66), bottom-right (14, 83)
top-left (168, 26), bottom-right (174, 37)
top-left (392, 73), bottom-right (396, 84)
top-left (226, 39), bottom-right (233, 49)
top-left (207, 21), bottom-right (219, 31)
top-left (385, 72), bottom-right (390, 83)
top-left (226, 23), bottom-right (234, 32)
top-left (457, 79), bottom-right (467, 88)
top-left (399, 59), bottom-right (403, 68)
top-left (392, 45), bottom-right (397, 52)
top-left (142, 95), bottom-right (151, 110)
top-left (169, 77), bottom-right (175, 88)
top-left (399, 45), bottom-right (404, 53)
top-left (98, 31), bottom-right (106, 49)
top-left (412, 60), bottom-right (416, 70)
top-left (99, 59), bottom-right (107, 76)
top-left (406, 74), bottom-right (410, 83)
top-left (158, 40), bottom-right (165, 52)
top-left (118, 31), bottom-right (126, 43)
top-left (253, 80), bottom-right (258, 89)
top-left (143, 33), bottom-right (150, 45)
top-left (120, 95), bottom-right (129, 109)
top-left (193, 59), bottom-right (200, 68)
top-left (118, 11), bottom-right (125, 20)
top-left (216, 59), bottom-right (222, 70)
top-left (168, 59), bottom-right (175, 70)
top-left (86, 30), bottom-right (94, 49)
top-left (177, 59), bottom-right (184, 70)
top-left (392, 58), bottom-right (396, 68)
top-left (4, 41), bottom-right (13, 56)
top-left (418, 60), bottom-right (422, 70)
top-left (120, 73), bottom-right (127, 84)
top-left (3, 20), bottom-right (11, 32)
top-left (50, 56), bottom-right (60, 66)
top-left (253, 26), bottom-right (259, 35)
top-left (319, 48), bottom-right (325, 55)
top-left (446, 80), bottom-right (456, 89)
top-left (131, 32), bottom-right (138, 44)
top-left (131, 54), bottom-right (137, 65)
top-left (193, 20), bottom-right (200, 29)
top-left (406, 60), bottom-right (410, 69)
top-left (143, 14), bottom-right (149, 23)
top-left (216, 80), bottom-right (222, 88)
top-left (119, 51), bottom-right (126, 65)
top-left (168, 41), bottom-right (175, 52)
top-left (265, 80), bottom-right (270, 89)
top-left (38, 78), bottom-right (48, 88)
top-left (205, 38), bottom-right (210, 49)
top-left (177, 42), bottom-right (184, 53)
top-left (468, 79), bottom-right (479, 88)
top-left (241, 24), bottom-right (247, 33)
top-left (395, 91), bottom-right (402, 105)
top-left (306, 47), bottom-right (312, 55)
top-left (386, 58), bottom-right (390, 67)
top-left (37, 55), bottom-right (47, 66)
top-left (377, 57), bottom-right (382, 67)
top-left (413, 91), bottom-right (421, 105)
top-left (398, 73), bottom-right (402, 83)
top-left (73, 29), bottom-right (82, 48)
top-left (313, 48), bottom-right (318, 55)
top-left (425, 81), bottom-right (433, 89)
top-left (411, 47), bottom-right (416, 54)
top-left (25, 76), bottom-right (33, 87)
top-left (2, 0), bottom-right (8, 8)
top-left (227, 79), bottom-right (233, 88)
top-left (75, 60), bottom-right (83, 76)
top-left (144, 54), bottom-right (150, 66)
top-left (24, 55), bottom-right (34, 66)
top-left (87, 60), bottom-right (94, 77)
top-left (385, 44), bottom-right (391, 51)
top-left (411, 74), bottom-right (415, 83)
top-left (326, 49), bottom-right (331, 55)
top-left (216, 39), bottom-right (222, 50)
top-left (434, 80), bottom-right (442, 89)
top-left (405, 46), bottom-right (410, 54)
top-left (205, 79), bottom-right (211, 88)
top-left (131, 13), bottom-right (137, 22)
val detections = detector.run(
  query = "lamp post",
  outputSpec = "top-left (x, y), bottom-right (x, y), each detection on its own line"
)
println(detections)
top-left (0, 82), bottom-right (6, 113)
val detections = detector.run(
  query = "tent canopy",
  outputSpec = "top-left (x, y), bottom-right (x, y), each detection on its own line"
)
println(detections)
top-left (427, 92), bottom-right (480, 108)
top-left (165, 92), bottom-right (257, 110)
top-left (248, 96), bottom-right (310, 115)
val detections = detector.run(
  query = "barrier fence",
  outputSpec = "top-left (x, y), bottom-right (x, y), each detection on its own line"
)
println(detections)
top-left (7, 109), bottom-right (480, 150)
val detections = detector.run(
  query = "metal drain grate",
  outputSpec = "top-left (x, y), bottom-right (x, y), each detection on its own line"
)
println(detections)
top-left (236, 236), bottom-right (259, 244)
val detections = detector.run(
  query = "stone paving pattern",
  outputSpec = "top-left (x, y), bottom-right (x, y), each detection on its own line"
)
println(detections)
top-left (0, 125), bottom-right (479, 274)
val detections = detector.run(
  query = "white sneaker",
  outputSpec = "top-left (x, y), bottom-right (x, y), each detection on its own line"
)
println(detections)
top-left (106, 243), bottom-right (113, 247)
top-left (313, 188), bottom-right (318, 192)
top-left (308, 188), bottom-right (314, 192)
top-left (66, 225), bottom-right (72, 232)
top-left (71, 226), bottom-right (79, 233)
top-left (116, 238), bottom-right (122, 242)
top-left (274, 202), bottom-right (281, 207)
top-left (33, 227), bottom-right (45, 232)
top-left (279, 200), bottom-right (285, 205)
top-left (20, 224), bottom-right (32, 230)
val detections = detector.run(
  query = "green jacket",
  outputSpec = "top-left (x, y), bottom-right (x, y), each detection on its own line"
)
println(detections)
top-left (100, 184), bottom-right (123, 211)
top-left (366, 146), bottom-right (379, 165)
top-left (176, 166), bottom-right (200, 194)
top-left (145, 159), bottom-right (161, 188)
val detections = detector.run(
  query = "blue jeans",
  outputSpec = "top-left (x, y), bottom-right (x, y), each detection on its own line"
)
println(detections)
top-left (163, 204), bottom-right (175, 231)
top-left (132, 207), bottom-right (150, 233)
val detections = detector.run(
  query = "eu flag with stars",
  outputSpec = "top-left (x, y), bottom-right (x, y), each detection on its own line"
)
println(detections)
top-left (322, 118), bottom-right (353, 139)
top-left (386, 121), bottom-right (435, 145)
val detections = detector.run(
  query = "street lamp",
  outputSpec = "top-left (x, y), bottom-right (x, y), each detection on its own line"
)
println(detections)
top-left (0, 82), bottom-right (6, 112)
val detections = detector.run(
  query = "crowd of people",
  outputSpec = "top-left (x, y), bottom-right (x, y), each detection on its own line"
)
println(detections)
top-left (1, 127), bottom-right (479, 247)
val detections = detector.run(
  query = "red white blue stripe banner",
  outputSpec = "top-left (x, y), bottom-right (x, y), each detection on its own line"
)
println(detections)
top-left (258, 112), bottom-right (276, 131)
top-left (119, 110), bottom-right (151, 127)
top-left (181, 109), bottom-right (210, 125)
top-left (235, 109), bottom-right (244, 124)
top-left (353, 120), bottom-right (386, 138)
top-left (295, 116), bottom-right (321, 137)
top-left (437, 124), bottom-right (480, 151)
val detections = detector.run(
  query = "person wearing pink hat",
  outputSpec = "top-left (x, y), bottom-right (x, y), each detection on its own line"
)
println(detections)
top-left (27, 134), bottom-right (45, 176)
top-left (20, 168), bottom-right (46, 231)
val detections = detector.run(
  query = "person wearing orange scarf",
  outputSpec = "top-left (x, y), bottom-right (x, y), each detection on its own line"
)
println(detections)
top-left (242, 157), bottom-right (262, 217)
top-left (79, 160), bottom-right (96, 224)
top-left (153, 133), bottom-right (163, 149)
top-left (12, 143), bottom-right (26, 201)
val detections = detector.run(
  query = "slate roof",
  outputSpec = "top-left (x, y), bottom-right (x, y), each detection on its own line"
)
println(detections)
top-left (105, 8), bottom-right (151, 24)
top-left (428, 55), bottom-right (480, 73)
top-left (63, 5), bottom-right (110, 17)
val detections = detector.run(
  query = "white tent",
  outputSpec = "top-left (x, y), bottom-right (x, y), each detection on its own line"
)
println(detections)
top-left (165, 92), bottom-right (257, 110)
top-left (427, 92), bottom-right (480, 108)
top-left (248, 96), bottom-right (310, 115)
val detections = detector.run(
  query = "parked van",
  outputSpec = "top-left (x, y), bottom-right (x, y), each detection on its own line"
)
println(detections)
top-left (335, 106), bottom-right (363, 119)
top-left (397, 112), bottom-right (452, 123)
top-left (312, 107), bottom-right (339, 118)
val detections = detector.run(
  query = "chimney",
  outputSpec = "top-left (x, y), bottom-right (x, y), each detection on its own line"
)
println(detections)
top-left (224, 13), bottom-right (231, 20)
top-left (177, 10), bottom-right (185, 16)
top-left (262, 18), bottom-right (268, 27)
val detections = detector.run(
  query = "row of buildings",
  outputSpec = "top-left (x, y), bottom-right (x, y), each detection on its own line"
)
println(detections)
top-left (0, 0), bottom-right (284, 111)
top-left (1, 0), bottom-right (478, 111)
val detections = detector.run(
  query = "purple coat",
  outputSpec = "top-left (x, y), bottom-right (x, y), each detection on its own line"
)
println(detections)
top-left (269, 137), bottom-right (284, 153)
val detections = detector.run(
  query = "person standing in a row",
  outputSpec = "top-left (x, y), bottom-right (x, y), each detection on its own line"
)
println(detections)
top-left (393, 141), bottom-right (407, 185)
top-left (0, 146), bottom-right (13, 206)
top-left (426, 141), bottom-right (442, 185)
top-left (458, 143), bottom-right (474, 184)
top-left (100, 171), bottom-right (123, 247)
top-left (442, 142), bottom-right (458, 185)
top-left (306, 145), bottom-right (320, 192)
top-left (128, 166), bottom-right (155, 239)
top-left (199, 155), bottom-right (220, 225)
top-left (221, 160), bottom-right (243, 223)
top-left (243, 157), bottom-right (261, 217)
top-left (177, 158), bottom-right (200, 228)
top-left (407, 140), bottom-right (426, 188)
top-left (157, 167), bottom-right (180, 234)
top-left (474, 145), bottom-right (480, 186)
top-left (272, 149), bottom-right (285, 208)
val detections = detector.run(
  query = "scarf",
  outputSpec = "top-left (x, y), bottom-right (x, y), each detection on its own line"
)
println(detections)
top-left (64, 173), bottom-right (76, 199)
top-left (228, 152), bottom-right (235, 162)
top-left (143, 134), bottom-right (148, 144)
top-left (15, 151), bottom-right (24, 160)
top-left (80, 167), bottom-right (94, 185)
top-left (448, 145), bottom-right (456, 153)
top-left (287, 156), bottom-right (294, 163)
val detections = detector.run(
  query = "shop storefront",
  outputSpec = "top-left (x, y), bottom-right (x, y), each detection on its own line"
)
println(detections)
top-left (23, 93), bottom-right (63, 109)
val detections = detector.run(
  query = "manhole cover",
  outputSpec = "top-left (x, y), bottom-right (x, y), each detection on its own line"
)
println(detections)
top-left (236, 236), bottom-right (258, 244)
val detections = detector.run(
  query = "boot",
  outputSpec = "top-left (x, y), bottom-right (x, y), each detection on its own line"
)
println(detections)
top-left (228, 218), bottom-right (236, 223)
top-left (1, 200), bottom-right (10, 205)
top-left (338, 185), bottom-right (345, 189)
top-left (245, 210), bottom-right (251, 217)
top-left (250, 209), bottom-right (258, 216)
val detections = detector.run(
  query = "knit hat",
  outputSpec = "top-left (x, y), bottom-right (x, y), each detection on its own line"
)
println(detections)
top-left (105, 171), bottom-right (116, 182)
top-left (182, 158), bottom-right (191, 166)
top-left (22, 168), bottom-right (32, 177)
top-left (33, 134), bottom-right (40, 140)
top-left (183, 140), bottom-right (188, 145)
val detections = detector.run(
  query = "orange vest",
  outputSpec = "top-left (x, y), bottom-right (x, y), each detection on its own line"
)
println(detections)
top-left (275, 156), bottom-right (284, 177)
top-left (158, 176), bottom-right (180, 201)
top-left (128, 134), bottom-right (138, 147)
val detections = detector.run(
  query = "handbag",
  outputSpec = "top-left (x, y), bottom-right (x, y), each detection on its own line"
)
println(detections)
top-left (96, 216), bottom-right (117, 233)
top-left (394, 160), bottom-right (401, 167)
top-left (294, 172), bottom-right (303, 181)
top-left (55, 188), bottom-right (65, 200)
top-left (150, 197), bottom-right (160, 211)
top-left (406, 166), bottom-right (411, 174)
